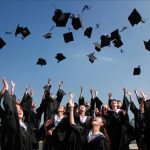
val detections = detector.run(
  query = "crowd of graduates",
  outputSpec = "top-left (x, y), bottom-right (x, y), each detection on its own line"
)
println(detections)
top-left (0, 78), bottom-right (150, 150)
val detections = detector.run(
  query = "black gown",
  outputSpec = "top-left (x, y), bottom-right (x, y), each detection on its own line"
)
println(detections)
top-left (130, 101), bottom-right (146, 150)
top-left (1, 90), bottom-right (32, 150)
top-left (85, 133), bottom-right (108, 150)
top-left (107, 109), bottom-right (131, 150)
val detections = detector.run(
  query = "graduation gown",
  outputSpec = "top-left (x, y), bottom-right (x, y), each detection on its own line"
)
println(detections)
top-left (74, 114), bottom-right (92, 150)
top-left (1, 90), bottom-right (32, 150)
top-left (107, 109), bottom-right (131, 150)
top-left (85, 133), bottom-right (108, 150)
top-left (130, 101), bottom-right (146, 149)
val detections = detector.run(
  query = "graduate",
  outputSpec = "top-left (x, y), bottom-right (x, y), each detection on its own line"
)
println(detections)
top-left (106, 98), bottom-right (131, 150)
top-left (128, 91), bottom-right (147, 150)
top-left (0, 78), bottom-right (51, 150)
top-left (43, 105), bottom-right (67, 150)
top-left (69, 91), bottom-right (109, 150)
top-left (38, 80), bottom-right (66, 123)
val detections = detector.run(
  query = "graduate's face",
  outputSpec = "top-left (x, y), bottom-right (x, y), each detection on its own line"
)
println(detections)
top-left (16, 104), bottom-right (23, 120)
top-left (92, 117), bottom-right (103, 127)
top-left (111, 100), bottom-right (118, 109)
top-left (58, 106), bottom-right (64, 113)
top-left (79, 105), bottom-right (86, 112)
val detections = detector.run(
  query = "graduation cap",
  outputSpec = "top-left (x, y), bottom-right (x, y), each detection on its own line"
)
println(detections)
top-left (101, 35), bottom-right (111, 48)
top-left (84, 27), bottom-right (93, 38)
top-left (93, 42), bottom-right (101, 52)
top-left (15, 25), bottom-right (30, 39)
top-left (71, 17), bottom-right (82, 30)
top-left (36, 58), bottom-right (47, 66)
top-left (52, 9), bottom-right (70, 27)
top-left (128, 8), bottom-right (142, 26)
top-left (55, 53), bottom-right (66, 62)
top-left (112, 39), bottom-right (123, 48)
top-left (111, 29), bottom-right (123, 48)
top-left (111, 29), bottom-right (121, 41)
top-left (87, 52), bottom-right (97, 63)
top-left (63, 32), bottom-right (74, 43)
top-left (133, 66), bottom-right (141, 75)
top-left (144, 39), bottom-right (150, 51)
top-left (5, 32), bottom-right (12, 34)
top-left (82, 5), bottom-right (90, 13)
top-left (43, 32), bottom-right (52, 39)
top-left (15, 25), bottom-right (23, 36)
top-left (0, 38), bottom-right (6, 49)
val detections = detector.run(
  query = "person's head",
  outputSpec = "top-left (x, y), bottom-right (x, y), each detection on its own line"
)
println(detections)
top-left (79, 105), bottom-right (86, 113)
top-left (117, 100), bottom-right (122, 108)
top-left (92, 116), bottom-right (105, 127)
top-left (57, 105), bottom-right (65, 114)
top-left (84, 101), bottom-right (91, 107)
top-left (32, 101), bottom-right (36, 109)
top-left (111, 99), bottom-right (118, 110)
top-left (16, 104), bottom-right (23, 121)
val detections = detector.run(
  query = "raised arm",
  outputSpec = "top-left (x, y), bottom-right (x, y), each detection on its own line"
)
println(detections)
top-left (127, 91), bottom-right (138, 115)
top-left (78, 86), bottom-right (84, 105)
top-left (11, 80), bottom-right (16, 96)
top-left (108, 92), bottom-right (112, 108)
top-left (1, 78), bottom-right (8, 95)
top-left (134, 89), bottom-right (142, 104)
top-left (69, 92), bottom-right (75, 125)
top-left (122, 87), bottom-right (130, 110)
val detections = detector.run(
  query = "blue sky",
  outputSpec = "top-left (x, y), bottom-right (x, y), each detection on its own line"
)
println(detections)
top-left (0, 0), bottom-right (150, 119)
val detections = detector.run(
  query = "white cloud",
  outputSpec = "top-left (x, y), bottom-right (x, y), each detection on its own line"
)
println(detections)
top-left (98, 56), bottom-right (114, 62)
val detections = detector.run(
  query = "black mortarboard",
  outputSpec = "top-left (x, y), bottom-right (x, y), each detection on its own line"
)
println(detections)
top-left (101, 35), bottom-right (110, 48)
top-left (110, 29), bottom-right (123, 48)
top-left (113, 39), bottom-right (123, 48)
top-left (133, 66), bottom-right (141, 75)
top-left (55, 53), bottom-right (66, 62)
top-left (82, 5), bottom-right (90, 13)
top-left (84, 27), bottom-right (93, 38)
top-left (0, 38), bottom-right (6, 49)
top-left (93, 42), bottom-right (101, 52)
top-left (43, 32), bottom-right (52, 39)
top-left (71, 17), bottom-right (82, 30)
top-left (36, 58), bottom-right (47, 66)
top-left (144, 40), bottom-right (150, 51)
top-left (128, 8), bottom-right (142, 26)
top-left (52, 9), bottom-right (70, 27)
top-left (21, 27), bottom-right (30, 38)
top-left (111, 29), bottom-right (121, 41)
top-left (15, 25), bottom-right (23, 36)
top-left (15, 25), bottom-right (30, 39)
top-left (63, 32), bottom-right (74, 43)
top-left (87, 52), bottom-right (97, 63)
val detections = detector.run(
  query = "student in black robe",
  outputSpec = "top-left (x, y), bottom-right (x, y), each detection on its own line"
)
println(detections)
top-left (42, 105), bottom-right (67, 150)
top-left (38, 81), bottom-right (66, 123)
top-left (21, 87), bottom-right (42, 150)
top-left (128, 91), bottom-right (147, 150)
top-left (69, 91), bottom-right (108, 150)
top-left (107, 98), bottom-right (131, 150)
top-left (0, 79), bottom-right (51, 150)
